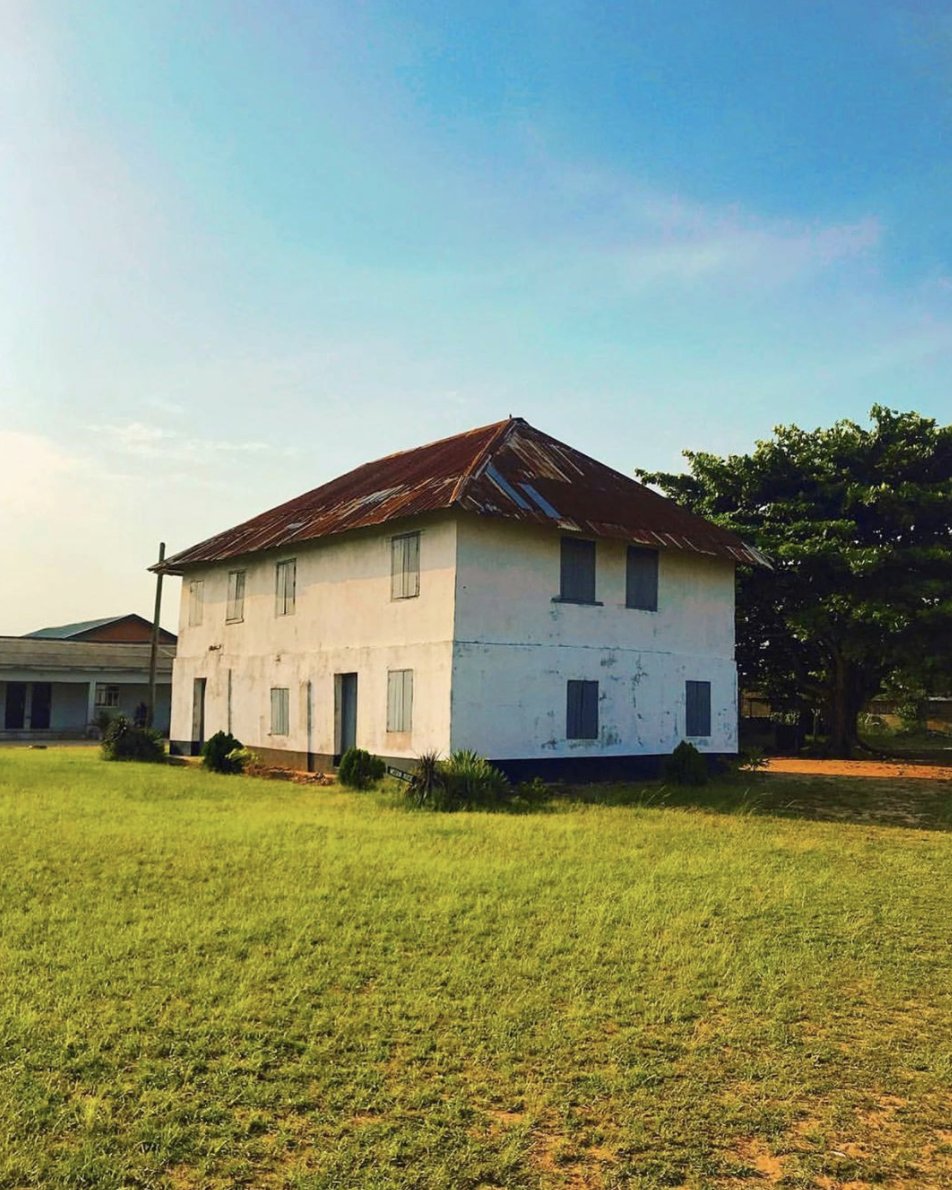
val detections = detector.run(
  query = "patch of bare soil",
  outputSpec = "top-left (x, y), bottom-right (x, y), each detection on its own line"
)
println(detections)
top-left (244, 763), bottom-right (335, 785)
top-left (730, 1137), bottom-right (786, 1182)
top-left (765, 757), bottom-right (952, 781)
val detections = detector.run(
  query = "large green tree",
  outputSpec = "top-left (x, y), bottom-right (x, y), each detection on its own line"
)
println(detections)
top-left (639, 407), bottom-right (952, 757)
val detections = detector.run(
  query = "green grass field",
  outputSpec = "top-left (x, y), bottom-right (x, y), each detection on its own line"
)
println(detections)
top-left (0, 749), bottom-right (950, 1189)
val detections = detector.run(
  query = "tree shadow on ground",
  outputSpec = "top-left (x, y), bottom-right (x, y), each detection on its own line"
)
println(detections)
top-left (550, 772), bottom-right (952, 832)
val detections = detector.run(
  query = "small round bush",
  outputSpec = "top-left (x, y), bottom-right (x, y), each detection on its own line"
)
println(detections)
top-left (663, 740), bottom-right (709, 786)
top-left (202, 731), bottom-right (246, 774)
top-left (337, 747), bottom-right (386, 789)
top-left (100, 716), bottom-right (166, 764)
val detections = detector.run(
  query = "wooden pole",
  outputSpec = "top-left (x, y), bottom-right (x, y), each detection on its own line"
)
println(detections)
top-left (147, 542), bottom-right (166, 729)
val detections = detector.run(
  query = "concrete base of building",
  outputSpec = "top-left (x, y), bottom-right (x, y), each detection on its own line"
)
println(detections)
top-left (170, 742), bottom-right (734, 783)
top-left (491, 753), bottom-right (734, 783)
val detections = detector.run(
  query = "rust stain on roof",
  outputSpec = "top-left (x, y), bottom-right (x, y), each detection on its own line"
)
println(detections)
top-left (157, 417), bottom-right (767, 572)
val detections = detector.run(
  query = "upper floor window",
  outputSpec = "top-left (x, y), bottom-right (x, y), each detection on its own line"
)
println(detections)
top-left (275, 559), bottom-right (296, 616)
top-left (387, 669), bottom-right (414, 732)
top-left (626, 547), bottom-right (659, 611)
top-left (566, 679), bottom-right (599, 739)
top-left (558, 538), bottom-right (597, 604)
top-left (685, 680), bottom-right (712, 737)
top-left (226, 569), bottom-right (246, 623)
top-left (391, 532), bottom-right (420, 600)
top-left (188, 579), bottom-right (204, 626)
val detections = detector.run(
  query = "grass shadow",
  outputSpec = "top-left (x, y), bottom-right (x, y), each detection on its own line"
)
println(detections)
top-left (556, 771), bottom-right (952, 832)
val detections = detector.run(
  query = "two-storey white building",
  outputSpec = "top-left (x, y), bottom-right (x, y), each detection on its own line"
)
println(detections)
top-left (157, 418), bottom-right (763, 778)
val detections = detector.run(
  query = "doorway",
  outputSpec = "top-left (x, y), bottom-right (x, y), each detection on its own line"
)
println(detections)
top-left (30, 683), bottom-right (51, 730)
top-left (2, 682), bottom-right (52, 731)
top-left (191, 677), bottom-right (207, 752)
top-left (4, 683), bottom-right (26, 730)
top-left (335, 673), bottom-right (358, 759)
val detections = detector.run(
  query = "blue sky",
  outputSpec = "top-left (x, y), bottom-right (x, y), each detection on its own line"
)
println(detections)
top-left (2, 1), bottom-right (951, 631)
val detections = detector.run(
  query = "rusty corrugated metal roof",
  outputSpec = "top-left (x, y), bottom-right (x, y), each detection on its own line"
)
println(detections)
top-left (157, 417), bottom-right (767, 572)
top-left (0, 638), bottom-right (175, 674)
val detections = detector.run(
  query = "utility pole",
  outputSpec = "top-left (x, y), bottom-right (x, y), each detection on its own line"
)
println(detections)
top-left (147, 542), bottom-right (166, 728)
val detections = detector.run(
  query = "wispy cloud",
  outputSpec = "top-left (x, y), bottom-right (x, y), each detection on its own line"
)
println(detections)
top-left (94, 422), bottom-right (283, 464)
top-left (531, 159), bottom-right (883, 293)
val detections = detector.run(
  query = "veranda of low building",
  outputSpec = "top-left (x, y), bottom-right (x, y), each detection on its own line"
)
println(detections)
top-left (0, 638), bottom-right (174, 740)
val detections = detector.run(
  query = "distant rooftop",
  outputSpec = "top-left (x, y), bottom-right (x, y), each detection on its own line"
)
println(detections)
top-left (25, 614), bottom-right (177, 643)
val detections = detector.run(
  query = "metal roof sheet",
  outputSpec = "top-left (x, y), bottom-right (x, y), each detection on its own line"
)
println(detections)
top-left (158, 417), bottom-right (767, 572)
top-left (0, 638), bottom-right (175, 674)
top-left (25, 614), bottom-right (133, 639)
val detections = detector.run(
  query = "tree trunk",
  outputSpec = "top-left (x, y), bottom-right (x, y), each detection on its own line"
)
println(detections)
top-left (825, 655), bottom-right (884, 759)
top-left (827, 654), bottom-right (861, 759)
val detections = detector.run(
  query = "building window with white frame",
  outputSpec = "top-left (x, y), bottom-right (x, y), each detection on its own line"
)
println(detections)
top-left (226, 569), bottom-right (246, 622)
top-left (188, 579), bottom-right (204, 626)
top-left (387, 669), bottom-right (413, 732)
top-left (95, 683), bottom-right (121, 708)
top-left (270, 687), bottom-right (289, 735)
top-left (391, 532), bottom-right (420, 600)
top-left (275, 559), bottom-right (296, 616)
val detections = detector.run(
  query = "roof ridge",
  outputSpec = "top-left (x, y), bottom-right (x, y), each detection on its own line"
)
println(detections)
top-left (355, 417), bottom-right (511, 473)
top-left (449, 416), bottom-right (519, 506)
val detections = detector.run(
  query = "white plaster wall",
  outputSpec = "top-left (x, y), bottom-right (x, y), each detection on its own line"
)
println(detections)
top-left (170, 517), bottom-right (457, 757)
top-left (450, 516), bottom-right (738, 756)
top-left (450, 643), bottom-right (737, 757)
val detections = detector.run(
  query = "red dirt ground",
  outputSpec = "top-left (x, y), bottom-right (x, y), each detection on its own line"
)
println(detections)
top-left (765, 756), bottom-right (952, 781)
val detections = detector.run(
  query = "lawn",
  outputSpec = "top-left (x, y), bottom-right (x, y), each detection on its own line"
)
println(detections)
top-left (0, 750), bottom-right (950, 1189)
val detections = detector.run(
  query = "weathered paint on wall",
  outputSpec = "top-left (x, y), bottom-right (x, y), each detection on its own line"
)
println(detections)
top-left (450, 516), bottom-right (738, 757)
top-left (169, 517), bottom-right (457, 760)
top-left (169, 511), bottom-right (739, 767)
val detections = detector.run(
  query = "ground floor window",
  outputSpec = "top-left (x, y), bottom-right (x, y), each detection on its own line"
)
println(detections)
top-left (387, 669), bottom-right (413, 732)
top-left (685, 680), bottom-right (712, 737)
top-left (95, 683), bottom-right (121, 708)
top-left (566, 679), bottom-right (599, 739)
top-left (270, 687), bottom-right (289, 735)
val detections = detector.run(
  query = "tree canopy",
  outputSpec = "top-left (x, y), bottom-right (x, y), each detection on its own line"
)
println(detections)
top-left (639, 406), bottom-right (952, 756)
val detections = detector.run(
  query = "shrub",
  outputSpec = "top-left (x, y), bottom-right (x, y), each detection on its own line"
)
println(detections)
top-left (443, 749), bottom-right (509, 806)
top-left (406, 749), bottom-right (510, 811)
top-left (515, 775), bottom-right (554, 805)
top-left (202, 731), bottom-right (246, 774)
top-left (663, 740), bottom-right (708, 786)
top-left (100, 716), bottom-right (165, 764)
top-left (337, 747), bottom-right (386, 790)
top-left (406, 750), bottom-right (452, 810)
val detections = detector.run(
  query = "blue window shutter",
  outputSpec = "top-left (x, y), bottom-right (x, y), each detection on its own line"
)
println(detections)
top-left (626, 547), bottom-right (659, 611)
top-left (560, 538), bottom-right (596, 603)
top-left (567, 680), bottom-right (598, 739)
top-left (581, 681), bottom-right (598, 738)
top-left (686, 681), bottom-right (711, 736)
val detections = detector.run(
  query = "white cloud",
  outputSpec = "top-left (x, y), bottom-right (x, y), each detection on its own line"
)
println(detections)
top-left (94, 421), bottom-right (276, 463)
top-left (533, 160), bottom-right (883, 293)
